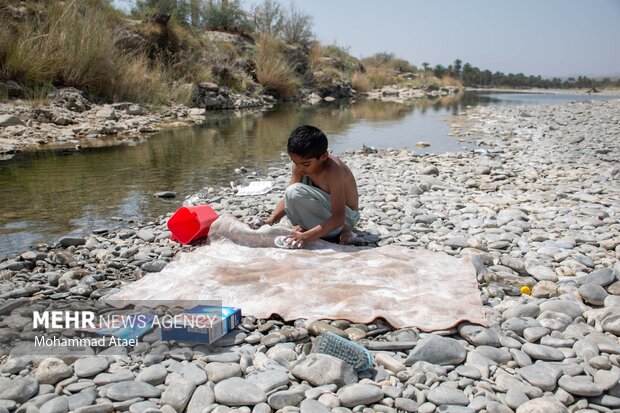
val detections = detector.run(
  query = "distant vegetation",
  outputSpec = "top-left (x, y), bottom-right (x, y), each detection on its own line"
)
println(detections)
top-left (429, 59), bottom-right (620, 90)
top-left (0, 1), bottom-right (613, 105)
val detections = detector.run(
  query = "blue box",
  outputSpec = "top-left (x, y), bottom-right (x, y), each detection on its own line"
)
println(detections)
top-left (161, 305), bottom-right (242, 344)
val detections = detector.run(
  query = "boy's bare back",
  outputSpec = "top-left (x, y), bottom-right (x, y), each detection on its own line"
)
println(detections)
top-left (289, 154), bottom-right (359, 211)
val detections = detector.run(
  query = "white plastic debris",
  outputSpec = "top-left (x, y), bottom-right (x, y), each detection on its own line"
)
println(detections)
top-left (236, 181), bottom-right (275, 196)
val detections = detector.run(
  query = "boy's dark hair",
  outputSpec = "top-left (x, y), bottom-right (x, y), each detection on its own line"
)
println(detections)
top-left (287, 125), bottom-right (328, 159)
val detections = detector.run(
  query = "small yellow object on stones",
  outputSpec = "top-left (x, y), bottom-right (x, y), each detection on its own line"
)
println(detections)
top-left (520, 286), bottom-right (531, 295)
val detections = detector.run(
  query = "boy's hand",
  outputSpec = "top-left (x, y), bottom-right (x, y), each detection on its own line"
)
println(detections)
top-left (249, 218), bottom-right (269, 229)
top-left (275, 231), bottom-right (307, 249)
top-left (285, 231), bottom-right (308, 248)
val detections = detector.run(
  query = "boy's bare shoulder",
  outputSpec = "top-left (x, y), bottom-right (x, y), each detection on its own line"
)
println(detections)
top-left (327, 155), bottom-right (354, 176)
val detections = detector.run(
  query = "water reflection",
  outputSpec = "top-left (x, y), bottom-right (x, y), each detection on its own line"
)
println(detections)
top-left (1, 92), bottom-right (615, 258)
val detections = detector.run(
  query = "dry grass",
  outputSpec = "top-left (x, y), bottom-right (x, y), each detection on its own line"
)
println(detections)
top-left (112, 53), bottom-right (166, 103)
top-left (361, 52), bottom-right (416, 74)
top-left (362, 66), bottom-right (398, 89)
top-left (441, 75), bottom-right (463, 87)
top-left (308, 41), bottom-right (321, 70)
top-left (351, 72), bottom-right (371, 92)
top-left (254, 35), bottom-right (299, 97)
top-left (0, 1), bottom-right (165, 102)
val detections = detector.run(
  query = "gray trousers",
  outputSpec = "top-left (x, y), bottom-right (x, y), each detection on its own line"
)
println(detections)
top-left (284, 182), bottom-right (360, 239)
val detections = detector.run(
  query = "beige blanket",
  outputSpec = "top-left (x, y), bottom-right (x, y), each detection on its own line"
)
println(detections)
top-left (109, 216), bottom-right (486, 331)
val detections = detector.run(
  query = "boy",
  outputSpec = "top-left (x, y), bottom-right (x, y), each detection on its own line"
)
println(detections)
top-left (251, 125), bottom-right (360, 248)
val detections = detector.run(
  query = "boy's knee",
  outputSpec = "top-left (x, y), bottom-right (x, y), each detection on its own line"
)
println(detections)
top-left (284, 183), bottom-right (307, 202)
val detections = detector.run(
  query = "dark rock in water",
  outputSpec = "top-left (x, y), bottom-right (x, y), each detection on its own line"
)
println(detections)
top-left (154, 191), bottom-right (177, 199)
top-left (190, 82), bottom-right (233, 110)
top-left (58, 237), bottom-right (86, 247)
top-left (316, 79), bottom-right (354, 99)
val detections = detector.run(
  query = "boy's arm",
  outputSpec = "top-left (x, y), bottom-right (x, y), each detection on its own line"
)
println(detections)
top-left (265, 199), bottom-right (285, 225)
top-left (297, 167), bottom-right (346, 242)
top-left (265, 163), bottom-right (302, 225)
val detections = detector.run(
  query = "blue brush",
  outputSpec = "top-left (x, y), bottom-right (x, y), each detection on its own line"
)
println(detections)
top-left (311, 331), bottom-right (372, 372)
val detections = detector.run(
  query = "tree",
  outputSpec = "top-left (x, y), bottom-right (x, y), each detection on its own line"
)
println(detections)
top-left (133, 0), bottom-right (192, 25)
top-left (201, 0), bottom-right (252, 33)
top-left (281, 3), bottom-right (314, 49)
top-left (251, 0), bottom-right (285, 36)
top-left (453, 58), bottom-right (462, 78)
top-left (421, 62), bottom-right (430, 71)
top-left (433, 64), bottom-right (447, 78)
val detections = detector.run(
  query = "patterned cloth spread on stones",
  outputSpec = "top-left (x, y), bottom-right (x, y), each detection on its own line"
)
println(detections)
top-left (108, 216), bottom-right (486, 331)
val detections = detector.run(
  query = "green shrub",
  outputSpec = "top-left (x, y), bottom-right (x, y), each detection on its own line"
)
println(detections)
top-left (202, 0), bottom-right (252, 33)
top-left (280, 4), bottom-right (313, 49)
top-left (251, 0), bottom-right (285, 35)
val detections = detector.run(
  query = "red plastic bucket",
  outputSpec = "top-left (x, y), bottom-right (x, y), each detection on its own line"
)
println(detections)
top-left (167, 205), bottom-right (219, 244)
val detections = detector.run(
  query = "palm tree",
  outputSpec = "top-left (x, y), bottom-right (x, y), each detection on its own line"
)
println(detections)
top-left (453, 59), bottom-right (462, 78)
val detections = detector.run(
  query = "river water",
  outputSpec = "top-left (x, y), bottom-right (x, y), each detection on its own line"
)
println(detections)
top-left (0, 91), bottom-right (616, 259)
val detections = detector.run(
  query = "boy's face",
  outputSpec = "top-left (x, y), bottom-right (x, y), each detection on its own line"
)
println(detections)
top-left (289, 151), bottom-right (328, 175)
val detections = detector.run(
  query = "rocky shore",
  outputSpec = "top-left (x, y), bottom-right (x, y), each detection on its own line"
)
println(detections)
top-left (0, 85), bottom-right (461, 156)
top-left (0, 98), bottom-right (619, 413)
top-left (0, 86), bottom-right (278, 156)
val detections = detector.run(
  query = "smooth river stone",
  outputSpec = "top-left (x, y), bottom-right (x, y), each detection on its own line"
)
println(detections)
top-left (515, 397), bottom-right (569, 413)
top-left (106, 381), bottom-right (162, 401)
top-left (204, 362), bottom-right (242, 383)
top-left (136, 364), bottom-right (168, 385)
top-left (502, 304), bottom-right (540, 320)
top-left (576, 268), bottom-right (617, 287)
top-left (558, 375), bottom-right (603, 397)
top-left (578, 283), bottom-right (608, 306)
top-left (594, 370), bottom-right (620, 391)
top-left (518, 363), bottom-right (562, 391)
top-left (291, 354), bottom-right (357, 388)
top-left (337, 384), bottom-right (384, 408)
top-left (0, 376), bottom-right (39, 403)
top-left (501, 317), bottom-right (542, 336)
top-left (405, 335), bottom-right (466, 366)
top-left (246, 370), bottom-right (290, 392)
top-left (426, 385), bottom-right (469, 406)
top-left (94, 369), bottom-right (135, 385)
top-left (300, 399), bottom-right (331, 413)
top-left (523, 326), bottom-right (550, 342)
top-left (457, 324), bottom-right (501, 347)
top-left (186, 385), bottom-right (215, 413)
top-left (521, 343), bottom-right (565, 361)
top-left (40, 396), bottom-right (69, 413)
top-left (35, 358), bottom-right (73, 385)
top-left (539, 300), bottom-right (585, 319)
top-left (213, 377), bottom-right (267, 406)
top-left (73, 356), bottom-right (109, 378)
top-left (161, 373), bottom-right (196, 413)
top-left (267, 388), bottom-right (305, 410)
top-left (527, 265), bottom-right (558, 282)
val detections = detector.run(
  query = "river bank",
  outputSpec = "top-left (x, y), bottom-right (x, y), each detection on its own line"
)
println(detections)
top-left (0, 99), bottom-right (619, 412)
top-left (0, 85), bottom-right (465, 156)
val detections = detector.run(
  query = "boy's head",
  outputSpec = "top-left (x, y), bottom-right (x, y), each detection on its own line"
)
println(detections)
top-left (287, 125), bottom-right (328, 160)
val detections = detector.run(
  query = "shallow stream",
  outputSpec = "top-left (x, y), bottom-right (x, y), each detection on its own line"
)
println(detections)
top-left (0, 91), bottom-right (616, 258)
